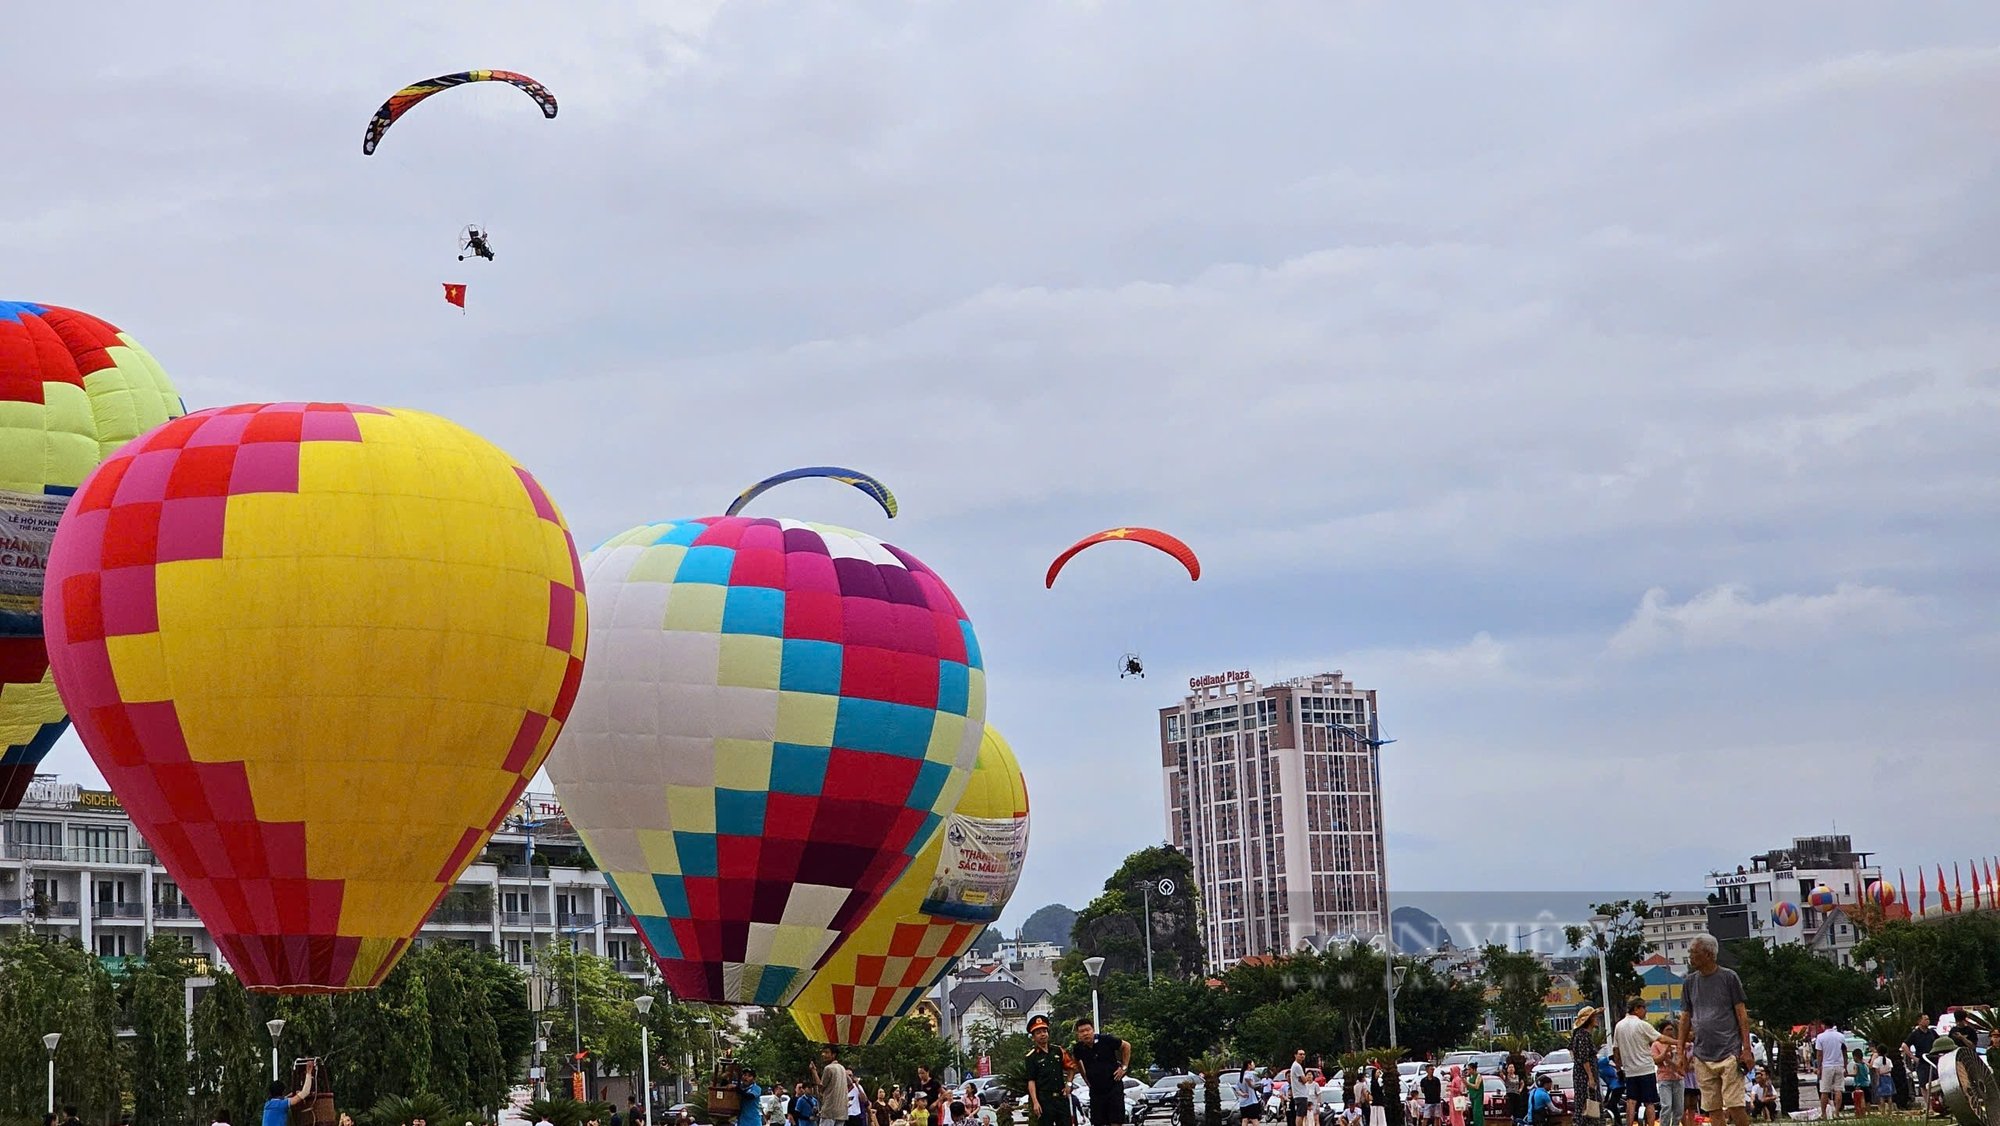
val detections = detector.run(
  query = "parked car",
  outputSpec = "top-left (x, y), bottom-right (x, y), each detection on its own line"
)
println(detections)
top-left (1133, 1075), bottom-right (1201, 1122)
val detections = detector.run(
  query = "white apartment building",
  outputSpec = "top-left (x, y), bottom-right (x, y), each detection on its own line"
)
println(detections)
top-left (1160, 670), bottom-right (1389, 970)
top-left (1641, 900), bottom-right (1712, 970)
top-left (0, 775), bottom-right (652, 984)
top-left (1703, 834), bottom-right (1881, 965)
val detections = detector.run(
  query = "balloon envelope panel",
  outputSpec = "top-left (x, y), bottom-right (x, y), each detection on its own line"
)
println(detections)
top-left (42, 403), bottom-right (586, 992)
top-left (548, 515), bottom-right (986, 1006)
top-left (0, 301), bottom-right (184, 806)
top-left (789, 723), bottom-right (1029, 1045)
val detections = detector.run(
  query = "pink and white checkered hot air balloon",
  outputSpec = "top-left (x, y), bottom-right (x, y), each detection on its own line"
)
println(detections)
top-left (545, 516), bottom-right (986, 1006)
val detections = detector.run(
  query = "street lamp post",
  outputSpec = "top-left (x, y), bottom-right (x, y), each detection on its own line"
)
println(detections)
top-left (43, 1032), bottom-right (59, 1114)
top-left (635, 995), bottom-right (655, 1126)
top-left (538, 1020), bottom-right (555, 1101)
top-left (266, 1018), bottom-right (286, 1082)
top-left (1083, 956), bottom-right (1106, 1031)
top-left (1588, 921), bottom-right (1613, 1021)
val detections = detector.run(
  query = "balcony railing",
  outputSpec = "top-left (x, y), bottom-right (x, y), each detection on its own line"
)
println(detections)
top-left (428, 905), bottom-right (492, 926)
top-left (92, 901), bottom-right (146, 920)
top-left (556, 910), bottom-right (597, 929)
top-left (499, 910), bottom-right (553, 928)
top-left (152, 901), bottom-right (201, 920)
top-left (496, 863), bottom-right (552, 879)
top-left (4, 842), bottom-right (156, 866)
top-left (612, 958), bottom-right (648, 973)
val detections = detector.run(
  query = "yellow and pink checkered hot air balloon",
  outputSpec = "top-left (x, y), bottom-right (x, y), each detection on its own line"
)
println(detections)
top-left (789, 723), bottom-right (1029, 1045)
top-left (42, 403), bottom-right (587, 992)
top-left (0, 301), bottom-right (184, 809)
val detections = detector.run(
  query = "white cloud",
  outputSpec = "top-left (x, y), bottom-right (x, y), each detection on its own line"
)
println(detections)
top-left (1607, 583), bottom-right (1933, 658)
top-left (11, 3), bottom-right (2000, 918)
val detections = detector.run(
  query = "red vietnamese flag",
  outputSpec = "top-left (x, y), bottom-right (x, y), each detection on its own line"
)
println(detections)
top-left (443, 283), bottom-right (467, 309)
top-left (1939, 865), bottom-right (1951, 912)
top-left (1974, 863), bottom-right (1984, 910)
top-left (1954, 862), bottom-right (1964, 912)
top-left (1916, 867), bottom-right (1926, 916)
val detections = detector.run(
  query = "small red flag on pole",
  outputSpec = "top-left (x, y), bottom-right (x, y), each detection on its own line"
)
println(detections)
top-left (1915, 867), bottom-right (1925, 916)
top-left (1938, 865), bottom-right (1950, 912)
top-left (1954, 862), bottom-right (1964, 913)
top-left (443, 283), bottom-right (467, 310)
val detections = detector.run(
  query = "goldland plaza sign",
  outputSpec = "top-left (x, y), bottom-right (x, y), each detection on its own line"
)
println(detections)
top-left (1189, 670), bottom-right (1253, 690)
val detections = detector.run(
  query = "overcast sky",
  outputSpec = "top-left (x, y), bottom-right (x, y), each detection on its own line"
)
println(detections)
top-left (9, 3), bottom-right (2000, 934)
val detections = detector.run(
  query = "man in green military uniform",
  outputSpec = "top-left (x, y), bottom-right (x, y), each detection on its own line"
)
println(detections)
top-left (1026, 1014), bottom-right (1075, 1126)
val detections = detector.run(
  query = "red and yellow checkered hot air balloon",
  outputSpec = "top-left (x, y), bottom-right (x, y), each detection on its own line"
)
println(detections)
top-left (0, 301), bottom-right (184, 809)
top-left (789, 724), bottom-right (1030, 1044)
top-left (42, 402), bottom-right (586, 992)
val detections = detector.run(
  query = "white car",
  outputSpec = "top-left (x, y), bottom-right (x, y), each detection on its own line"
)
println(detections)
top-left (1531, 1050), bottom-right (1572, 1092)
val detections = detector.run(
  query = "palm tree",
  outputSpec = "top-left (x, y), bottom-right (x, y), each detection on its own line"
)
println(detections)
top-left (1851, 1005), bottom-right (1923, 1109)
top-left (1191, 1054), bottom-right (1231, 1126)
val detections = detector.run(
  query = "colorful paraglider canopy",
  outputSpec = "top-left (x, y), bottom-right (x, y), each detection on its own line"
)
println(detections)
top-left (0, 300), bottom-right (184, 810)
top-left (1044, 526), bottom-right (1200, 588)
top-left (546, 515), bottom-right (986, 1007)
top-left (789, 723), bottom-right (1029, 1046)
top-left (725, 467), bottom-right (898, 520)
top-left (42, 403), bottom-right (587, 992)
top-left (362, 70), bottom-right (557, 155)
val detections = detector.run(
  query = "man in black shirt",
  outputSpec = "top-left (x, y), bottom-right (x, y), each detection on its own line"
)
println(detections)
top-left (1419, 1065), bottom-right (1442, 1124)
top-left (1071, 1018), bottom-right (1132, 1126)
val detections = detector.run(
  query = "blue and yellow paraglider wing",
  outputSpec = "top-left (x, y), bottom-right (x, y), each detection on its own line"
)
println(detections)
top-left (725, 466), bottom-right (898, 519)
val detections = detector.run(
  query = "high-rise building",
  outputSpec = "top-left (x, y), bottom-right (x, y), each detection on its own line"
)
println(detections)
top-left (1160, 669), bottom-right (1389, 970)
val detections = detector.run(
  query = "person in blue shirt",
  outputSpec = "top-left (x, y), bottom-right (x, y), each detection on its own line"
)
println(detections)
top-left (263, 1060), bottom-right (316, 1126)
top-left (738, 1067), bottom-right (765, 1126)
top-left (1526, 1077), bottom-right (1556, 1126)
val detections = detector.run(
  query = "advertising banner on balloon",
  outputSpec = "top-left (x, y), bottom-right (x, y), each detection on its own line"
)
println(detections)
top-left (0, 490), bottom-right (69, 628)
top-left (919, 811), bottom-right (1029, 922)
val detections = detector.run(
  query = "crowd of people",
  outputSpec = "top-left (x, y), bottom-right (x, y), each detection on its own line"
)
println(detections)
top-left (724, 1045), bottom-right (1001, 1126)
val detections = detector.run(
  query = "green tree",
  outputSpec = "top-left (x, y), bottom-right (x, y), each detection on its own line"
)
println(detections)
top-left (1563, 900), bottom-right (1656, 1015)
top-left (850, 1017), bottom-right (954, 1087)
top-left (537, 941), bottom-right (645, 1099)
top-left (1228, 994), bottom-right (1341, 1064)
top-left (468, 951), bottom-right (535, 1078)
top-left (129, 936), bottom-right (198, 1126)
top-left (1070, 848), bottom-right (1201, 979)
top-left (1389, 963), bottom-right (1483, 1058)
top-left (0, 934), bottom-right (125, 1121)
top-left (1728, 940), bottom-right (1878, 1028)
top-left (191, 972), bottom-right (268, 1125)
top-left (739, 1009), bottom-right (818, 1089)
top-left (1481, 945), bottom-right (1551, 1038)
top-left (1126, 976), bottom-right (1225, 1070)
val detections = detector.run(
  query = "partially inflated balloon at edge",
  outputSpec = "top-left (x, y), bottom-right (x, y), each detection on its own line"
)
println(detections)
top-left (43, 403), bottom-right (587, 992)
top-left (0, 301), bottom-right (184, 808)
top-left (547, 515), bottom-right (986, 1006)
top-left (790, 723), bottom-right (1029, 1045)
